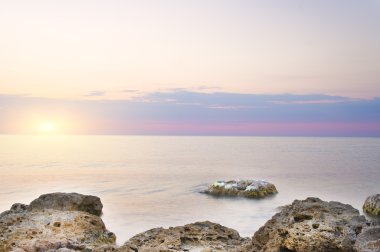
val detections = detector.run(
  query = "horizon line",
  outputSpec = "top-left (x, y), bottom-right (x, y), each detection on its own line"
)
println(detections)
top-left (0, 133), bottom-right (379, 138)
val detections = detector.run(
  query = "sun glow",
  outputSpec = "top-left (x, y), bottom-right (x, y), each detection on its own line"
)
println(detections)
top-left (38, 121), bottom-right (59, 134)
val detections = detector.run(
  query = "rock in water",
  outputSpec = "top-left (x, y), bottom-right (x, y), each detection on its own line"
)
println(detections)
top-left (123, 221), bottom-right (252, 252)
top-left (29, 192), bottom-right (103, 216)
top-left (204, 179), bottom-right (278, 198)
top-left (363, 194), bottom-right (380, 217)
top-left (0, 193), bottom-right (115, 252)
top-left (251, 197), bottom-right (367, 252)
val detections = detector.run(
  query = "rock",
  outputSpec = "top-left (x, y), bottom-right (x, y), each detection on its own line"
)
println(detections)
top-left (363, 194), bottom-right (380, 216)
top-left (0, 193), bottom-right (115, 252)
top-left (29, 192), bottom-right (103, 216)
top-left (93, 244), bottom-right (134, 252)
top-left (204, 179), bottom-right (278, 198)
top-left (123, 221), bottom-right (251, 252)
top-left (251, 197), bottom-right (367, 252)
top-left (4, 192), bottom-right (379, 252)
top-left (354, 225), bottom-right (380, 252)
top-left (10, 203), bottom-right (28, 213)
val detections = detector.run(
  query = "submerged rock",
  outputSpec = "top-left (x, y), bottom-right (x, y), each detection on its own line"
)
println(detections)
top-left (123, 221), bottom-right (251, 252)
top-left (251, 197), bottom-right (367, 252)
top-left (0, 193), bottom-right (115, 252)
top-left (204, 179), bottom-right (278, 198)
top-left (363, 194), bottom-right (380, 217)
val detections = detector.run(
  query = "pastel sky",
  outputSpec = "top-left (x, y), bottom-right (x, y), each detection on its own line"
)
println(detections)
top-left (0, 1), bottom-right (380, 135)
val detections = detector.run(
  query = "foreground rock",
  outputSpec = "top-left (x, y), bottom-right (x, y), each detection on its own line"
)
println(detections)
top-left (204, 179), bottom-right (278, 198)
top-left (0, 193), bottom-right (115, 252)
top-left (123, 221), bottom-right (251, 252)
top-left (354, 223), bottom-right (380, 252)
top-left (363, 194), bottom-right (380, 217)
top-left (2, 193), bottom-right (380, 252)
top-left (251, 197), bottom-right (368, 252)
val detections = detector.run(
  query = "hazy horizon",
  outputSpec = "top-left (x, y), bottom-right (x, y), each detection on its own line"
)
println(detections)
top-left (1, 91), bottom-right (380, 136)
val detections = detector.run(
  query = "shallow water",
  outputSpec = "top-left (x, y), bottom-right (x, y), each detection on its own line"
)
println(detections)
top-left (0, 135), bottom-right (379, 243)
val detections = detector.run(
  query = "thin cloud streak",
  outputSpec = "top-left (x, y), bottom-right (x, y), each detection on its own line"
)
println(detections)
top-left (84, 90), bottom-right (106, 97)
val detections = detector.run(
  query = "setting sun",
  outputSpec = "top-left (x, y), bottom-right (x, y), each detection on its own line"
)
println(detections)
top-left (38, 122), bottom-right (59, 134)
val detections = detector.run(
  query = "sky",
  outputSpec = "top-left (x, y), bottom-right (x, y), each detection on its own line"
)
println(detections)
top-left (0, 0), bottom-right (380, 135)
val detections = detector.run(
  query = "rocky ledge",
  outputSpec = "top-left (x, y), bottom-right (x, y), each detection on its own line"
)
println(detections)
top-left (122, 221), bottom-right (251, 252)
top-left (1, 193), bottom-right (380, 252)
top-left (251, 197), bottom-right (372, 252)
top-left (363, 194), bottom-right (380, 217)
top-left (0, 193), bottom-right (115, 252)
top-left (203, 179), bottom-right (278, 198)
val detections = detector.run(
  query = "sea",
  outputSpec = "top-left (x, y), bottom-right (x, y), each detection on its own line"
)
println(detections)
top-left (0, 135), bottom-right (379, 244)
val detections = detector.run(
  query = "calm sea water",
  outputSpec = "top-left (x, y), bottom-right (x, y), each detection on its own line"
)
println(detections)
top-left (0, 135), bottom-right (379, 243)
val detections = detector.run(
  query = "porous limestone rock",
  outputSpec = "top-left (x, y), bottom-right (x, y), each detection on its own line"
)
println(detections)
top-left (204, 179), bottom-right (278, 199)
top-left (251, 197), bottom-right (368, 252)
top-left (0, 193), bottom-right (115, 252)
top-left (123, 221), bottom-right (252, 252)
top-left (3, 192), bottom-right (380, 252)
top-left (363, 194), bottom-right (380, 217)
top-left (29, 192), bottom-right (103, 216)
top-left (354, 224), bottom-right (380, 252)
